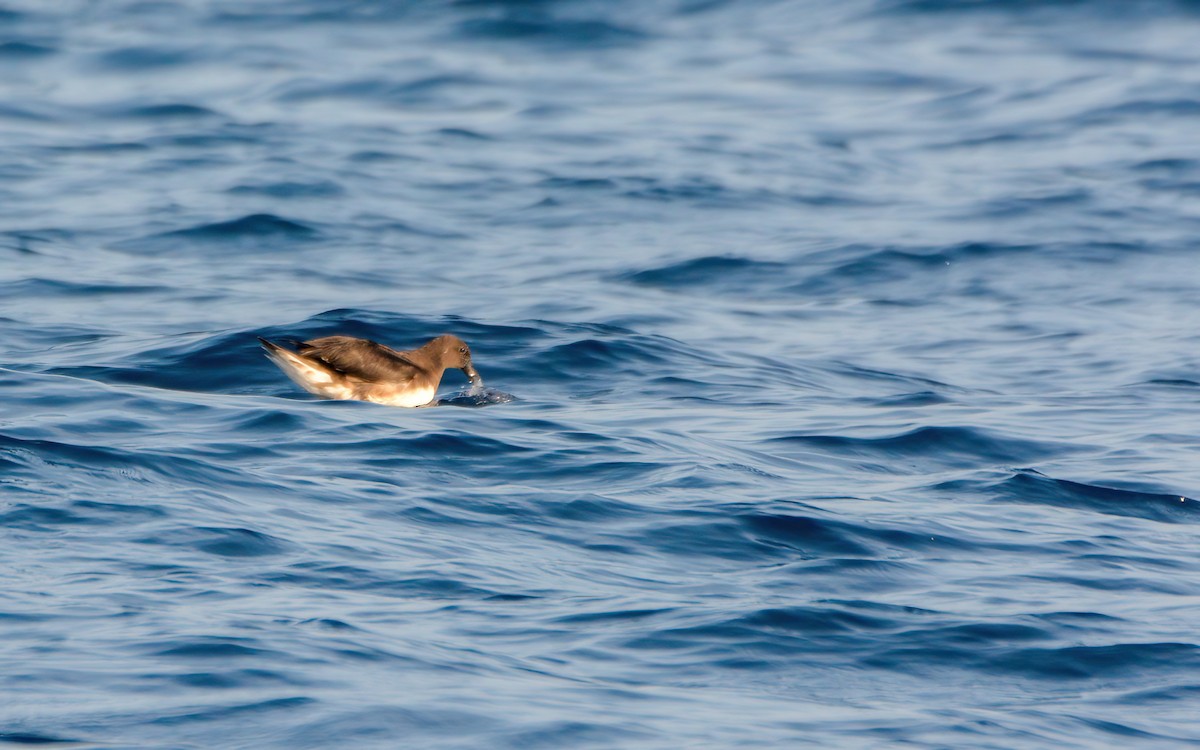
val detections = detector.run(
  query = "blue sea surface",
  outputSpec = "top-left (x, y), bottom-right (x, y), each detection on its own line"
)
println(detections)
top-left (3, 1), bottom-right (1200, 747)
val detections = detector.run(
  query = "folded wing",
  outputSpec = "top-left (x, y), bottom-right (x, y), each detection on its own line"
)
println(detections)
top-left (296, 336), bottom-right (422, 383)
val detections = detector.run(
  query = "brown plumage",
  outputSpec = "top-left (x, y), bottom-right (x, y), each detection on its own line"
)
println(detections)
top-left (259, 334), bottom-right (481, 407)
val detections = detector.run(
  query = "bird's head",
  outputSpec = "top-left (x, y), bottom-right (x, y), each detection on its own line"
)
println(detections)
top-left (433, 334), bottom-right (481, 386)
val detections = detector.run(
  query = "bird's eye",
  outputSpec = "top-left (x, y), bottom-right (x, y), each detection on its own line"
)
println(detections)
top-left (459, 347), bottom-right (467, 354)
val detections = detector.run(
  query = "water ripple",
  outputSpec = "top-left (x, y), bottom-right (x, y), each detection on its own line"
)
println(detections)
top-left (3, 1), bottom-right (1200, 747)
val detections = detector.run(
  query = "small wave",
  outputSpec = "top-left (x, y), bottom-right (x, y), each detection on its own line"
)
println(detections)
top-left (0, 278), bottom-right (168, 297)
top-left (164, 213), bottom-right (317, 240)
top-left (737, 605), bottom-right (897, 634)
top-left (0, 431), bottom-right (259, 494)
top-left (991, 470), bottom-right (1199, 524)
top-left (47, 140), bottom-right (150, 155)
top-left (0, 433), bottom-right (157, 475)
top-left (45, 329), bottom-right (283, 394)
top-left (115, 103), bottom-right (222, 120)
top-left (740, 512), bottom-right (876, 558)
top-left (1080, 98), bottom-right (1200, 126)
top-left (139, 526), bottom-right (291, 558)
top-left (266, 563), bottom-right (519, 601)
top-left (1, 229), bottom-right (73, 255)
top-left (275, 74), bottom-right (488, 105)
top-left (872, 390), bottom-right (951, 406)
top-left (350, 433), bottom-right (533, 458)
top-left (538, 177), bottom-right (618, 191)
top-left (1138, 175), bottom-right (1200, 196)
top-left (1138, 378), bottom-right (1200, 389)
top-left (1133, 157), bottom-right (1197, 172)
top-left (144, 130), bottom-right (260, 149)
top-left (788, 242), bottom-right (1037, 296)
top-left (148, 696), bottom-right (317, 726)
top-left (991, 642), bottom-right (1200, 680)
top-left (172, 667), bottom-right (312, 689)
top-left (864, 637), bottom-right (1200, 683)
top-left (151, 639), bottom-right (272, 659)
top-left (95, 45), bottom-right (200, 69)
top-left (927, 130), bottom-right (1056, 150)
top-left (634, 506), bottom-right (968, 564)
top-left (621, 256), bottom-right (789, 292)
top-left (0, 500), bottom-right (165, 531)
top-left (226, 180), bottom-right (345, 199)
top-left (769, 426), bottom-right (1076, 472)
top-left (0, 732), bottom-right (80, 745)
top-left (0, 41), bottom-right (55, 58)
top-left (874, 0), bottom-right (1178, 14)
top-left (114, 214), bottom-right (319, 254)
top-left (347, 149), bottom-right (414, 163)
top-left (0, 103), bottom-right (55, 122)
top-left (768, 69), bottom-right (958, 91)
top-left (621, 605), bottom-right (888, 653)
top-left (622, 175), bottom-right (731, 203)
top-left (435, 127), bottom-right (491, 140)
top-left (976, 188), bottom-right (1093, 219)
top-left (454, 17), bottom-right (648, 48)
top-left (1122, 683), bottom-right (1200, 704)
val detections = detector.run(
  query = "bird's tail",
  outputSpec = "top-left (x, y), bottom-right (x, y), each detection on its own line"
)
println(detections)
top-left (258, 337), bottom-right (339, 395)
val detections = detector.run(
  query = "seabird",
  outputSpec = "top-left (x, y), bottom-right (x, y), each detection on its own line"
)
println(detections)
top-left (259, 334), bottom-right (481, 407)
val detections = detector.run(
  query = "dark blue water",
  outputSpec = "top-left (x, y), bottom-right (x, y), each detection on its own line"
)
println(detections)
top-left (3, 1), bottom-right (1200, 747)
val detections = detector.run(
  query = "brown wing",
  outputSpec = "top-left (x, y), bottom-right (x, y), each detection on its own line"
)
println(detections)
top-left (296, 336), bottom-right (422, 382)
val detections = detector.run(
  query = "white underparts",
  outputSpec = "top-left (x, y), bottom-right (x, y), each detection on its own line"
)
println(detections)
top-left (366, 386), bottom-right (436, 408)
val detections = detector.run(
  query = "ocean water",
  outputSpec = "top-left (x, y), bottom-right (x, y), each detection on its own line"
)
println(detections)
top-left (2, 0), bottom-right (1200, 747)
